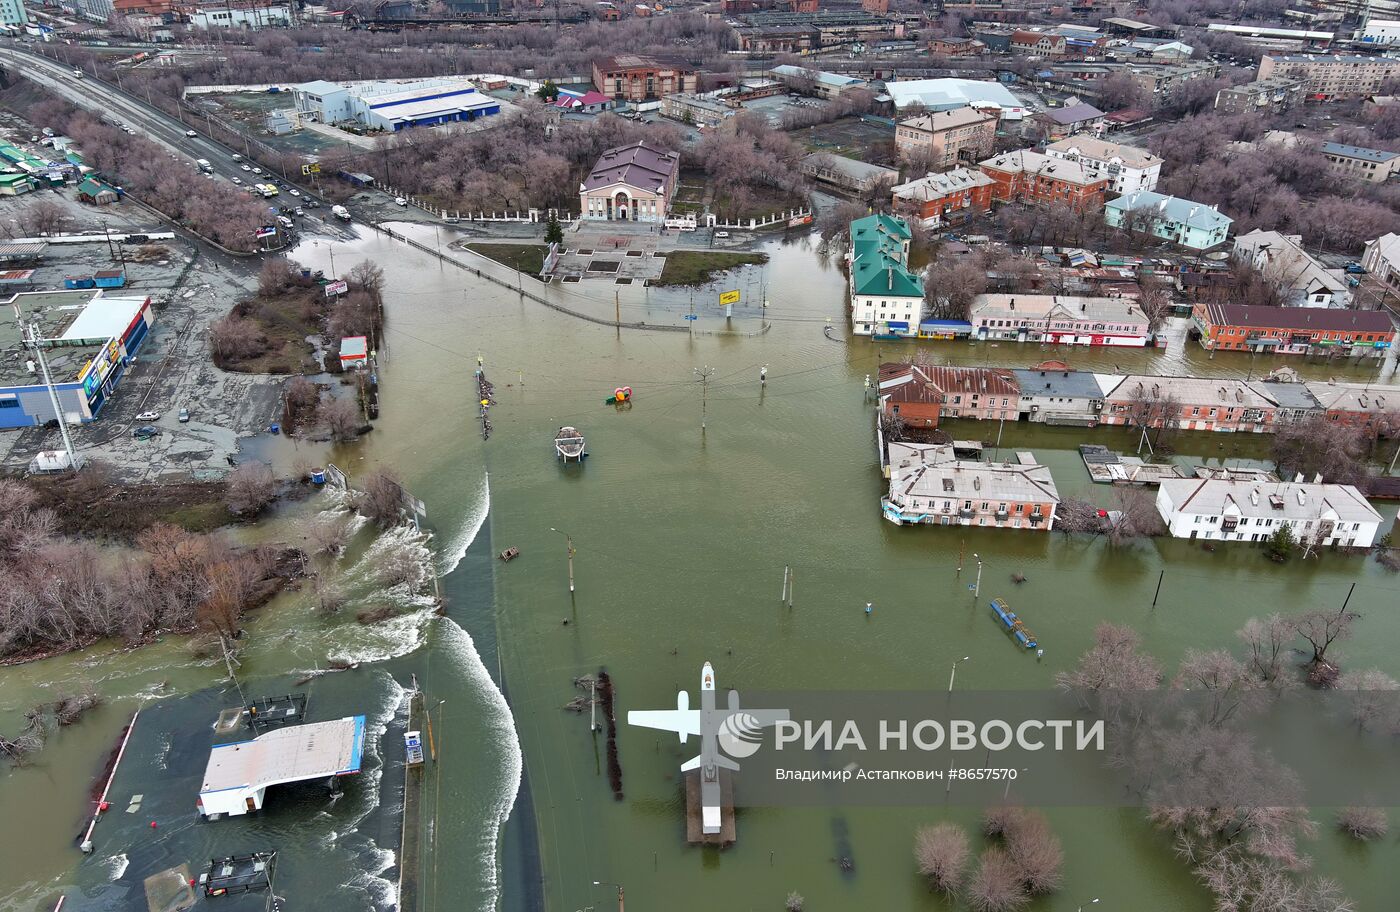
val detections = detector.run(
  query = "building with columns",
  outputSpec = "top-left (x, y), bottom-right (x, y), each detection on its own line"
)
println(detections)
top-left (579, 141), bottom-right (681, 223)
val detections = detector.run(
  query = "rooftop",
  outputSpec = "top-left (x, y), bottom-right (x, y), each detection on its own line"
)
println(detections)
top-left (1303, 380), bottom-right (1398, 414)
top-left (880, 362), bottom-right (1020, 400)
top-left (770, 65), bottom-right (866, 89)
top-left (1040, 102), bottom-right (1106, 125)
top-left (594, 54), bottom-right (695, 73)
top-left (883, 78), bottom-right (1029, 115)
top-left (979, 149), bottom-right (1102, 186)
top-left (898, 107), bottom-right (996, 131)
top-left (1265, 54), bottom-right (1396, 64)
top-left (1044, 136), bottom-right (1161, 169)
top-left (891, 168), bottom-right (996, 200)
top-left (1010, 367), bottom-right (1109, 399)
top-left (1160, 478), bottom-right (1381, 524)
top-left (1, 290), bottom-right (127, 386)
top-left (888, 442), bottom-right (1060, 505)
top-left (581, 141), bottom-right (680, 193)
top-left (199, 715), bottom-right (367, 800)
top-left (801, 152), bottom-right (898, 181)
top-left (1320, 142), bottom-right (1400, 163)
top-left (970, 293), bottom-right (1146, 324)
top-left (850, 215), bottom-right (922, 298)
top-left (1107, 190), bottom-right (1232, 232)
top-left (1104, 374), bottom-right (1275, 409)
top-left (1202, 302), bottom-right (1394, 333)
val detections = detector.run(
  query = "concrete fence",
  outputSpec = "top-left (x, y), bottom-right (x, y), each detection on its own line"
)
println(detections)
top-left (708, 207), bottom-right (813, 231)
top-left (377, 189), bottom-right (577, 225)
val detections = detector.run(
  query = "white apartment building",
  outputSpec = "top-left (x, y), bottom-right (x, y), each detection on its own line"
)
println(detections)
top-left (1043, 137), bottom-right (1162, 195)
top-left (1155, 478), bottom-right (1383, 547)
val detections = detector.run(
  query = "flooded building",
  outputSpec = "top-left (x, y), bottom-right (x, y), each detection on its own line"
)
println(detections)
top-left (848, 215), bottom-right (923, 337)
top-left (969, 294), bottom-right (1151, 347)
top-left (1156, 478), bottom-right (1382, 547)
top-left (878, 362), bottom-right (1021, 426)
top-left (1191, 302), bottom-right (1395, 357)
top-left (882, 442), bottom-right (1059, 530)
top-left (198, 715), bottom-right (367, 818)
top-left (1100, 375), bottom-right (1279, 433)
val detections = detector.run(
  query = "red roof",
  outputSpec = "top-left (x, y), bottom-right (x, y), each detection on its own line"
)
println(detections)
top-left (554, 90), bottom-right (610, 109)
top-left (1203, 302), bottom-right (1395, 334)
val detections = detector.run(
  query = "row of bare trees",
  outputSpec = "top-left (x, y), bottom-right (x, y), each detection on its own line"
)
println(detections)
top-left (25, 100), bottom-right (267, 252)
top-left (0, 478), bottom-right (281, 661)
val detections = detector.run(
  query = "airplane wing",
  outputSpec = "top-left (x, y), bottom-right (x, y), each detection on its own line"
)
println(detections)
top-left (627, 709), bottom-right (702, 741)
top-left (682, 753), bottom-right (739, 773)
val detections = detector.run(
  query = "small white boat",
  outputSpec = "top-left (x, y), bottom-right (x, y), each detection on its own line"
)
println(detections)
top-left (555, 427), bottom-right (586, 462)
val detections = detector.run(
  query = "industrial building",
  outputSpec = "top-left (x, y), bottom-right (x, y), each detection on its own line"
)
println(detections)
top-left (0, 289), bottom-right (155, 428)
top-left (883, 78), bottom-right (1031, 119)
top-left (293, 78), bottom-right (502, 132)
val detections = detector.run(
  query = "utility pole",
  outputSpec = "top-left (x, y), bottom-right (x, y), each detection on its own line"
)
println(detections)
top-left (24, 319), bottom-right (78, 471)
top-left (973, 552), bottom-right (983, 599)
top-left (615, 290), bottom-right (620, 330)
top-left (550, 527), bottom-right (575, 593)
top-left (694, 366), bottom-right (714, 432)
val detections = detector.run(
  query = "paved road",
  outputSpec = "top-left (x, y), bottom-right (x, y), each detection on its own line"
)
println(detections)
top-left (0, 44), bottom-right (358, 244)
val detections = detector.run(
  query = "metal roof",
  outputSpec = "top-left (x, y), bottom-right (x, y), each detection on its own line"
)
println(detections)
top-left (1202, 302), bottom-right (1394, 333)
top-left (1321, 142), bottom-right (1400, 163)
top-left (888, 442), bottom-right (1060, 505)
top-left (199, 715), bottom-right (366, 799)
top-left (1106, 190), bottom-right (1231, 232)
top-left (1159, 478), bottom-right (1380, 524)
top-left (1011, 368), bottom-right (1108, 399)
top-left (1044, 136), bottom-right (1161, 170)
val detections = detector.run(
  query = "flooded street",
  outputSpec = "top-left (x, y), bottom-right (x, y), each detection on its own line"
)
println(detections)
top-left (3, 225), bottom-right (1398, 912)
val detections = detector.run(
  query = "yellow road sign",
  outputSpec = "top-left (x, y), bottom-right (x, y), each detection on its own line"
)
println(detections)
top-left (719, 290), bottom-right (741, 306)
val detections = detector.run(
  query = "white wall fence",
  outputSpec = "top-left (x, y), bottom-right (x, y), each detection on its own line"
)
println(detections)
top-left (378, 186), bottom-right (577, 223)
top-left (708, 207), bottom-right (812, 230)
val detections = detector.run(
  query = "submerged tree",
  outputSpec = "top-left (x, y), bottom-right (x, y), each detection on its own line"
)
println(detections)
top-left (914, 823), bottom-right (970, 895)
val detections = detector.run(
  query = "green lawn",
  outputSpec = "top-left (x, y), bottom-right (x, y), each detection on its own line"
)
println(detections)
top-left (653, 250), bottom-right (768, 287)
top-left (465, 243), bottom-right (546, 275)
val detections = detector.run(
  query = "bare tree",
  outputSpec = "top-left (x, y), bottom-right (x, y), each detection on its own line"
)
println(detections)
top-left (1056, 622), bottom-right (1162, 694)
top-left (925, 252), bottom-right (989, 321)
top-left (358, 468), bottom-right (404, 529)
top-left (1237, 614), bottom-right (1295, 685)
top-left (1334, 669), bottom-right (1399, 733)
top-left (1135, 281), bottom-right (1173, 335)
top-left (1172, 649), bottom-right (1258, 727)
top-left (1294, 603), bottom-right (1359, 669)
top-left (226, 462), bottom-right (277, 517)
top-left (210, 315), bottom-right (269, 365)
top-left (1271, 416), bottom-right (1368, 486)
top-left (1054, 497), bottom-right (1103, 536)
top-left (784, 891), bottom-right (804, 912)
top-left (914, 823), bottom-right (969, 895)
top-left (22, 200), bottom-right (71, 237)
top-left (320, 396), bottom-right (363, 443)
top-left (1336, 807), bottom-right (1389, 841)
top-left (967, 847), bottom-right (1029, 912)
top-left (307, 513), bottom-right (353, 556)
top-left (1106, 488), bottom-right (1166, 545)
top-left (259, 258), bottom-right (297, 297)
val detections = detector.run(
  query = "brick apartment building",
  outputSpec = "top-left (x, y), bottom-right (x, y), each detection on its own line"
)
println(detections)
top-left (878, 362), bottom-right (1021, 426)
top-left (1011, 30), bottom-right (1067, 57)
top-left (592, 55), bottom-right (698, 101)
top-left (894, 108), bottom-right (997, 169)
top-left (1257, 54), bottom-right (1400, 101)
top-left (890, 168), bottom-right (996, 226)
top-left (978, 149), bottom-right (1108, 212)
top-left (1214, 77), bottom-right (1303, 115)
top-left (1192, 302), bottom-right (1396, 358)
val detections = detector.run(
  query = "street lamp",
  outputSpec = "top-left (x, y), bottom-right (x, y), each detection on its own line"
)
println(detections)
top-left (592, 881), bottom-right (624, 912)
top-left (972, 552), bottom-right (983, 599)
top-left (948, 656), bottom-right (971, 693)
top-left (550, 527), bottom-right (575, 593)
top-left (1079, 899), bottom-right (1100, 912)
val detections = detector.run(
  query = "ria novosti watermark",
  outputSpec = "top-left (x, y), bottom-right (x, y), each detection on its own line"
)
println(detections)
top-left (631, 673), bottom-right (1400, 809)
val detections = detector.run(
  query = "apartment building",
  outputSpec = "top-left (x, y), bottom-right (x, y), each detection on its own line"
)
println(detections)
top-left (894, 108), bottom-right (997, 168)
top-left (1043, 137), bottom-right (1161, 195)
top-left (1305, 381), bottom-right (1400, 431)
top-left (978, 150), bottom-right (1109, 212)
top-left (1257, 54), bottom-right (1400, 101)
top-left (969, 294), bottom-right (1152, 346)
top-left (1214, 77), bottom-right (1304, 116)
top-left (1320, 142), bottom-right (1400, 183)
top-left (883, 442), bottom-right (1059, 531)
top-left (848, 214), bottom-right (924, 337)
top-left (890, 168), bottom-right (996, 226)
top-left (877, 362), bottom-right (1021, 426)
top-left (1100, 375), bottom-right (1278, 433)
top-left (1156, 478), bottom-right (1381, 548)
top-left (1361, 232), bottom-right (1400, 292)
top-left (1011, 30), bottom-right (1067, 57)
top-left (1191, 302), bottom-right (1396, 357)
top-left (1232, 230), bottom-right (1351, 308)
top-left (1105, 190), bottom-right (1232, 250)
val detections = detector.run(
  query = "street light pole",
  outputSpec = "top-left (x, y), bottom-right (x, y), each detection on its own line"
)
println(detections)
top-left (973, 552), bottom-right (983, 599)
top-left (550, 527), bottom-right (575, 593)
top-left (1078, 899), bottom-right (1101, 912)
top-left (948, 656), bottom-right (970, 693)
top-left (592, 881), bottom-right (624, 912)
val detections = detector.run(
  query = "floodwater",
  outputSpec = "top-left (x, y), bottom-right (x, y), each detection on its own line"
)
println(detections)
top-left (3, 226), bottom-right (1399, 912)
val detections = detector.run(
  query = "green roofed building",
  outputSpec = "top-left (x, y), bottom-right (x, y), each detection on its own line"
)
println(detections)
top-left (849, 213), bottom-right (923, 338)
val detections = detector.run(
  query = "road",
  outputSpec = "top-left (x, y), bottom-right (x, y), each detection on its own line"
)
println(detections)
top-left (0, 44), bottom-right (358, 243)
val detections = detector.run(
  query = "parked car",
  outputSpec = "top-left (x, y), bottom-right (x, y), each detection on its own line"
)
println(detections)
top-left (184, 129), bottom-right (197, 137)
top-left (395, 197), bottom-right (408, 206)
top-left (178, 408), bottom-right (190, 423)
top-left (714, 231), bottom-right (730, 239)
top-left (132, 426), bottom-right (161, 439)
top-left (136, 411), bottom-right (160, 421)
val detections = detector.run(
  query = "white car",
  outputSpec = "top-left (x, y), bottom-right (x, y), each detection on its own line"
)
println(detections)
top-left (714, 231), bottom-right (730, 239)
top-left (395, 197), bottom-right (407, 206)
top-left (289, 189), bottom-right (300, 197)
top-left (136, 411), bottom-right (160, 421)
top-left (232, 153), bottom-right (242, 161)
top-left (232, 177), bottom-right (242, 185)
top-left (184, 129), bottom-right (197, 137)
top-left (241, 164), bottom-right (251, 172)
top-left (252, 167), bottom-right (263, 175)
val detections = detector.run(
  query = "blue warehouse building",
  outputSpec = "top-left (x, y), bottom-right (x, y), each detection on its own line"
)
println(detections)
top-left (293, 78), bottom-right (503, 132)
top-left (0, 289), bottom-right (155, 428)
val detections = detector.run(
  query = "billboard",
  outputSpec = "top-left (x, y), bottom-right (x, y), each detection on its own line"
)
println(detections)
top-left (719, 290), bottom-right (741, 306)
top-left (324, 279), bottom-right (349, 297)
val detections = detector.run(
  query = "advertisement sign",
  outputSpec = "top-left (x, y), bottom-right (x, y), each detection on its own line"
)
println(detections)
top-left (787, 214), bottom-right (813, 228)
top-left (301, 162), bottom-right (321, 175)
top-left (323, 279), bottom-right (349, 297)
top-left (719, 290), bottom-right (741, 306)
top-left (256, 226), bottom-right (277, 239)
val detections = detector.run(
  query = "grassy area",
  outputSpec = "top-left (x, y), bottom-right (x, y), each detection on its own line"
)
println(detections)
top-left (466, 243), bottom-right (546, 275)
top-left (224, 291), bottom-right (323, 374)
top-left (712, 183), bottom-right (809, 224)
top-left (654, 250), bottom-right (769, 287)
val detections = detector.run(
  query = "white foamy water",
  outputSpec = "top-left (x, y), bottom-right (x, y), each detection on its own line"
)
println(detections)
top-left (104, 854), bottom-right (128, 881)
top-left (437, 472), bottom-right (489, 578)
top-left (436, 619), bottom-right (522, 912)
